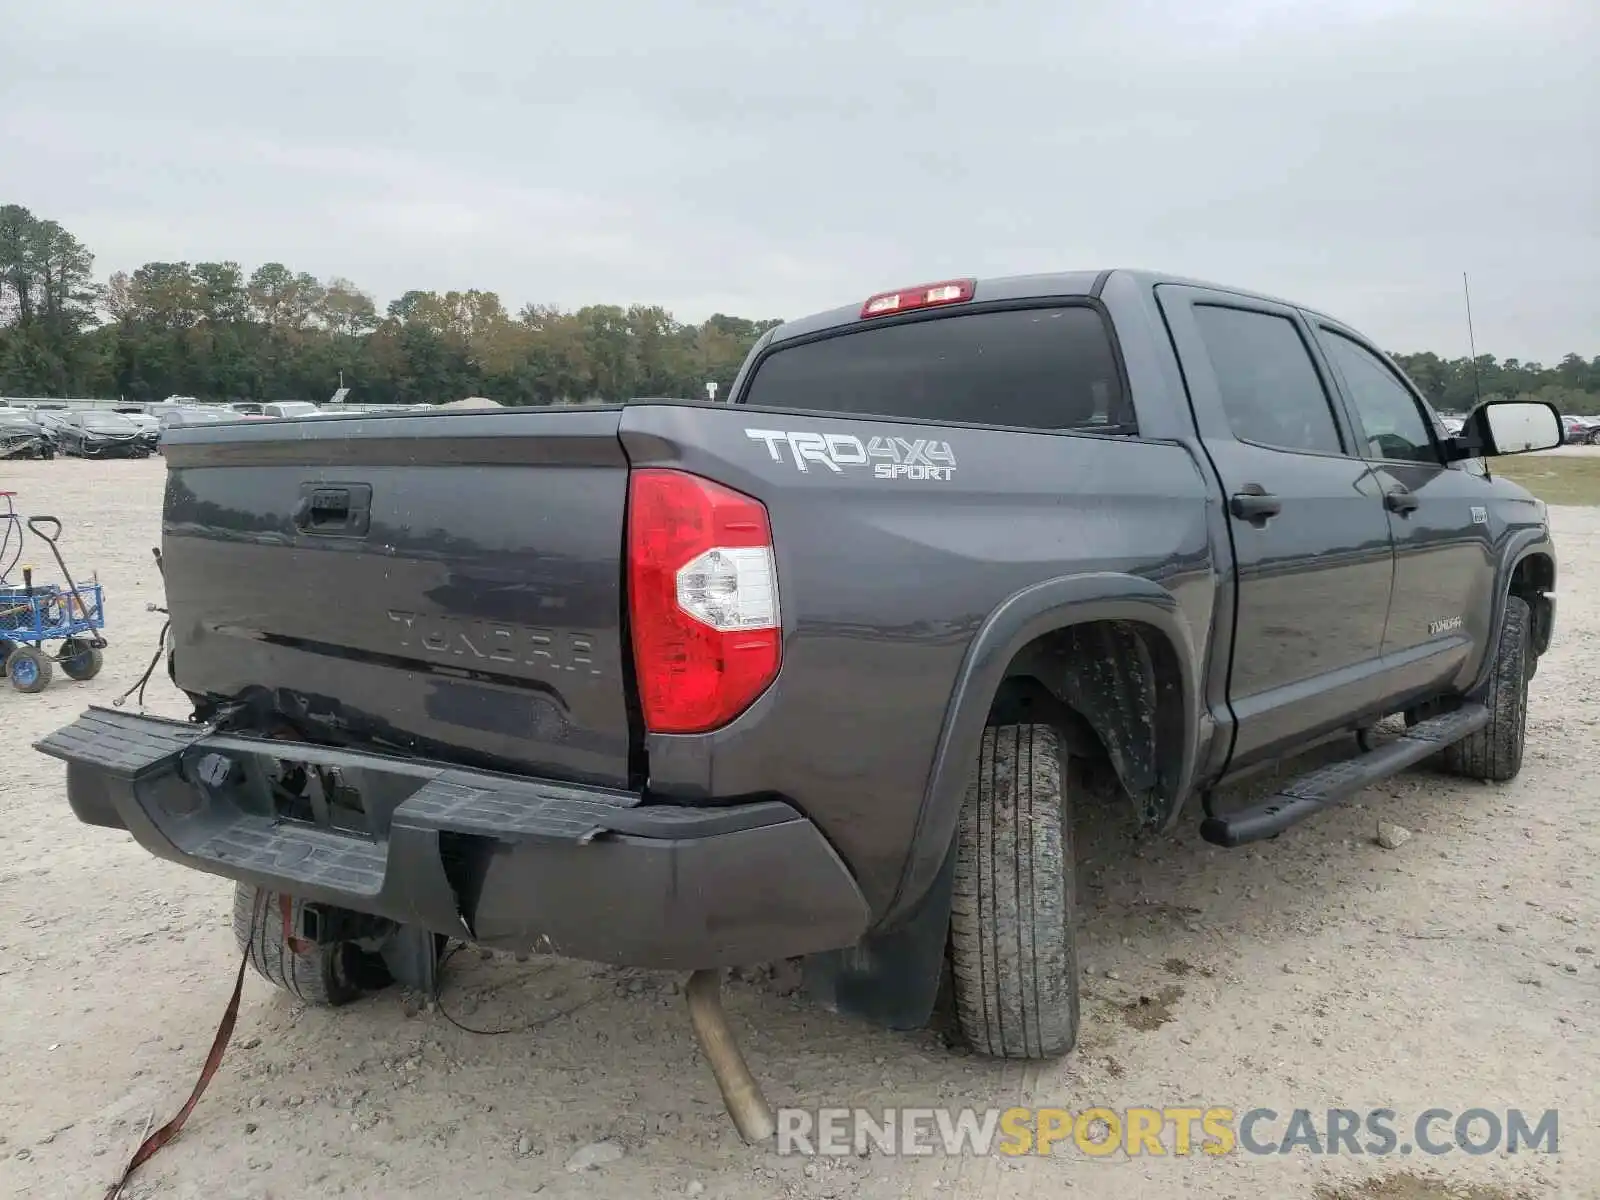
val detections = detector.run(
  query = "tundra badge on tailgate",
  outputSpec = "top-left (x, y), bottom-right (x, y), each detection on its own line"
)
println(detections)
top-left (387, 610), bottom-right (604, 675)
top-left (745, 428), bottom-right (957, 481)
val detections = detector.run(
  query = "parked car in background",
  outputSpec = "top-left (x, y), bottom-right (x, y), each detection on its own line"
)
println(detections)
top-left (32, 409), bottom-right (74, 438)
top-left (0, 408), bottom-right (55, 459)
top-left (261, 401), bottom-right (320, 419)
top-left (157, 405), bottom-right (233, 428)
top-left (112, 405), bottom-right (163, 436)
top-left (155, 405), bottom-right (233, 451)
top-left (1560, 414), bottom-right (1600, 445)
top-left (52, 410), bottom-right (154, 458)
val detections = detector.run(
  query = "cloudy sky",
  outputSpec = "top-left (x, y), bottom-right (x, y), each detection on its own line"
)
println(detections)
top-left (4, 0), bottom-right (1595, 360)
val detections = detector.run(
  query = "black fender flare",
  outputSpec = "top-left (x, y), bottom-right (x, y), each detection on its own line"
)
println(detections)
top-left (884, 572), bottom-right (1203, 925)
top-left (1473, 530), bottom-right (1556, 691)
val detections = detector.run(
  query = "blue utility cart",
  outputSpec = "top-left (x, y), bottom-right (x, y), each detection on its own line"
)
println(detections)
top-left (0, 498), bottom-right (108, 693)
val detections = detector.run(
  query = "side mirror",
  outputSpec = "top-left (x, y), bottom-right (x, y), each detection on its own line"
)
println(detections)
top-left (1446, 399), bottom-right (1563, 460)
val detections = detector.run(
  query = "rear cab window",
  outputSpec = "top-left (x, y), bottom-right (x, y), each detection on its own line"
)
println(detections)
top-left (739, 306), bottom-right (1134, 433)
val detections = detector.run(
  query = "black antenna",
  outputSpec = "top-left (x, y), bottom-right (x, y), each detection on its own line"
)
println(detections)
top-left (1462, 272), bottom-right (1489, 477)
top-left (1462, 272), bottom-right (1482, 405)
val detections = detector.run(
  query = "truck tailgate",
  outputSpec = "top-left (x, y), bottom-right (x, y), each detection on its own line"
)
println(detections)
top-left (160, 407), bottom-right (636, 786)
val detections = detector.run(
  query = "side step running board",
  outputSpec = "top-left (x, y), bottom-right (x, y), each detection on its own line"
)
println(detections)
top-left (1200, 704), bottom-right (1490, 848)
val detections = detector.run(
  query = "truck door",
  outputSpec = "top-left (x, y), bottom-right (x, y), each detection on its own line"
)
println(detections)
top-left (1157, 286), bottom-right (1396, 769)
top-left (1309, 321), bottom-right (1495, 700)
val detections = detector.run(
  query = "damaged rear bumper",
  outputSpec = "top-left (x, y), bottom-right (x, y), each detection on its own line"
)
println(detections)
top-left (35, 708), bottom-right (870, 970)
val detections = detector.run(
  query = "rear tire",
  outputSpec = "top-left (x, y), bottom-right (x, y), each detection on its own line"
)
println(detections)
top-left (232, 884), bottom-right (392, 1007)
top-left (58, 638), bottom-right (103, 681)
top-left (1438, 595), bottom-right (1531, 782)
top-left (948, 723), bottom-right (1080, 1059)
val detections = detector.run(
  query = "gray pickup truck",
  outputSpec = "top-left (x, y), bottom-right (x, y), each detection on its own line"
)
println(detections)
top-left (39, 269), bottom-right (1560, 1070)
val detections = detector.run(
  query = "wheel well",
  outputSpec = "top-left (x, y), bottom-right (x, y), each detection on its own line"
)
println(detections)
top-left (1511, 552), bottom-right (1555, 656)
top-left (990, 619), bottom-right (1187, 830)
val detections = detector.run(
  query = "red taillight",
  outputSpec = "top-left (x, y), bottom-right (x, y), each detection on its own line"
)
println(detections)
top-left (860, 278), bottom-right (975, 319)
top-left (627, 469), bottom-right (781, 734)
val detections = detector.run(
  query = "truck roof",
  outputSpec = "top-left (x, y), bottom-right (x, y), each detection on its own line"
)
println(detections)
top-left (765, 268), bottom-right (1317, 346)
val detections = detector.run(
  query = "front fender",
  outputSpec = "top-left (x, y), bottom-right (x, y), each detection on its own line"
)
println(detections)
top-left (1472, 529), bottom-right (1556, 692)
top-left (885, 572), bottom-right (1203, 924)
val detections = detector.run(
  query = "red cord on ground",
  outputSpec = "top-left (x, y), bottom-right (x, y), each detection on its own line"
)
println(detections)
top-left (102, 892), bottom-right (273, 1198)
top-left (101, 950), bottom-right (249, 1199)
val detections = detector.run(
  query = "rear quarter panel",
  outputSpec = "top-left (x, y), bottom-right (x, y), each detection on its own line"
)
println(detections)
top-left (620, 402), bottom-right (1215, 919)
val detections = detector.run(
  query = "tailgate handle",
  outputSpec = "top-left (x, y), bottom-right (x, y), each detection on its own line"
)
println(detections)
top-left (310, 489), bottom-right (349, 519)
top-left (294, 483), bottom-right (372, 536)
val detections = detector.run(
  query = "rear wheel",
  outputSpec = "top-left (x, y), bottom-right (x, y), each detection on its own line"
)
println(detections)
top-left (6, 646), bottom-right (51, 693)
top-left (232, 884), bottom-right (392, 1007)
top-left (1438, 595), bottom-right (1532, 782)
top-left (58, 638), bottom-right (103, 681)
top-left (948, 723), bottom-right (1080, 1059)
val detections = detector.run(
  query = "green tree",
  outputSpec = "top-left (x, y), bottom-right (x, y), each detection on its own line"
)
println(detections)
top-left (0, 206), bottom-right (99, 393)
top-left (4, 199), bottom-right (1594, 416)
top-left (317, 277), bottom-right (378, 337)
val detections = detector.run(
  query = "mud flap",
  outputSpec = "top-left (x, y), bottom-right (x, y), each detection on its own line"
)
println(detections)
top-left (802, 837), bottom-right (957, 1031)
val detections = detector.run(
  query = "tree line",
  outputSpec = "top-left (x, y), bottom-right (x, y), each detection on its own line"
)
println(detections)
top-left (4, 201), bottom-right (1598, 414)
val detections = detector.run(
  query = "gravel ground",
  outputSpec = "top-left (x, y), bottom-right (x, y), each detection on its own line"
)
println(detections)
top-left (1, 456), bottom-right (1594, 1200)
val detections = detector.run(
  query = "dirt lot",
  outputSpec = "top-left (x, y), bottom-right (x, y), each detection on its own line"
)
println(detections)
top-left (1, 456), bottom-right (1595, 1200)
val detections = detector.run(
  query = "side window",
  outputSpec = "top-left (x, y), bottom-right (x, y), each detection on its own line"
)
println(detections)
top-left (1192, 305), bottom-right (1344, 455)
top-left (1318, 330), bottom-right (1438, 464)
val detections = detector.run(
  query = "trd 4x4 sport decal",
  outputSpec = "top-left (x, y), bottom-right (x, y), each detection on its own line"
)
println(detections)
top-left (745, 428), bottom-right (957, 481)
